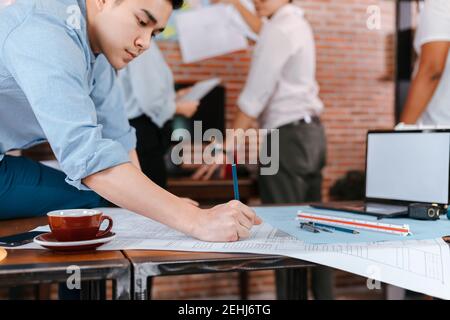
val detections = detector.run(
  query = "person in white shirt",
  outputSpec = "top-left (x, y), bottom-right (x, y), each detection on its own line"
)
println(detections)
top-left (117, 42), bottom-right (199, 188)
top-left (400, 0), bottom-right (450, 125)
top-left (195, 0), bottom-right (332, 299)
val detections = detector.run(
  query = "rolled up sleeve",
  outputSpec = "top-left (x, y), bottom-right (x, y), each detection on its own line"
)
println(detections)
top-left (3, 18), bottom-right (131, 190)
top-left (91, 55), bottom-right (137, 153)
top-left (415, 0), bottom-right (450, 50)
top-left (238, 26), bottom-right (294, 118)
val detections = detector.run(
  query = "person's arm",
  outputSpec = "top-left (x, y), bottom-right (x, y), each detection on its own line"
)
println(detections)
top-left (232, 108), bottom-right (256, 130)
top-left (128, 149), bottom-right (141, 170)
top-left (175, 87), bottom-right (200, 118)
top-left (400, 41), bottom-right (450, 124)
top-left (213, 0), bottom-right (262, 34)
top-left (4, 18), bottom-right (261, 242)
top-left (83, 163), bottom-right (261, 241)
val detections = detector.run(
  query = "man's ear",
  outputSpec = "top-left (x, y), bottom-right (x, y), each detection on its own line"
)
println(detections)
top-left (94, 0), bottom-right (107, 11)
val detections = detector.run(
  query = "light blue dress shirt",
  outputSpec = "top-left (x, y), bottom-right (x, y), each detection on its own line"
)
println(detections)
top-left (0, 0), bottom-right (136, 190)
top-left (117, 43), bottom-right (177, 128)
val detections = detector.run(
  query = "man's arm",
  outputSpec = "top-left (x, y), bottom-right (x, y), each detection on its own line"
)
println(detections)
top-left (213, 0), bottom-right (262, 34)
top-left (400, 41), bottom-right (450, 124)
top-left (129, 149), bottom-right (141, 170)
top-left (83, 163), bottom-right (262, 242)
top-left (232, 108), bottom-right (256, 130)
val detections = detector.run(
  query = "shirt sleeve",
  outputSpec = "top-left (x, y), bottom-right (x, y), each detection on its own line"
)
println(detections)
top-left (237, 25), bottom-right (295, 118)
top-left (415, 0), bottom-right (450, 51)
top-left (2, 17), bottom-right (131, 190)
top-left (91, 55), bottom-right (137, 152)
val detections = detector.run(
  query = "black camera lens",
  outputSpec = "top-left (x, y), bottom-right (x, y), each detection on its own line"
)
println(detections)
top-left (428, 208), bottom-right (436, 218)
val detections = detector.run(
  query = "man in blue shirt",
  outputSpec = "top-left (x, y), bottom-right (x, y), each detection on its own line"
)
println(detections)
top-left (0, 0), bottom-right (261, 242)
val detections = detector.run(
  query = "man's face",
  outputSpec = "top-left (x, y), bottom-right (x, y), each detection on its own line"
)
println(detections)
top-left (92, 0), bottom-right (172, 69)
top-left (253, 0), bottom-right (287, 18)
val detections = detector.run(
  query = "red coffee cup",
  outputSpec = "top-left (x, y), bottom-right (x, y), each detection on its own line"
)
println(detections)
top-left (47, 209), bottom-right (113, 242)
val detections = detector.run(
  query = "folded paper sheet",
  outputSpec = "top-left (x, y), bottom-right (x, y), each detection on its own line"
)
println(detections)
top-left (176, 4), bottom-right (249, 63)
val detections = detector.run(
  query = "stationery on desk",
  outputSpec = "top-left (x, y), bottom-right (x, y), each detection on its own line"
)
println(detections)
top-left (305, 222), bottom-right (359, 234)
top-left (231, 163), bottom-right (240, 201)
top-left (297, 210), bottom-right (411, 236)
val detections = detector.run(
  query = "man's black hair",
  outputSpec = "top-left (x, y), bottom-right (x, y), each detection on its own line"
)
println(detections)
top-left (171, 0), bottom-right (183, 9)
top-left (115, 0), bottom-right (184, 10)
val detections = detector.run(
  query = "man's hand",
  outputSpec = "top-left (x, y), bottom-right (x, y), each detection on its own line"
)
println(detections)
top-left (192, 200), bottom-right (263, 242)
top-left (192, 163), bottom-right (226, 180)
top-left (176, 87), bottom-right (193, 99)
top-left (176, 100), bottom-right (200, 118)
top-left (175, 86), bottom-right (200, 118)
top-left (191, 147), bottom-right (228, 180)
top-left (181, 197), bottom-right (199, 207)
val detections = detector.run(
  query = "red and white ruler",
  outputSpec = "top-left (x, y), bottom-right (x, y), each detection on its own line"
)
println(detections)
top-left (296, 211), bottom-right (411, 236)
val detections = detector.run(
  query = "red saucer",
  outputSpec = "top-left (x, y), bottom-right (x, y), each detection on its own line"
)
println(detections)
top-left (34, 232), bottom-right (116, 252)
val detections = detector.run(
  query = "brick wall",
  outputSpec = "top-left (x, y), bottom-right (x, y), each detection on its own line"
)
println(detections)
top-left (154, 0), bottom-right (396, 299)
top-left (160, 0), bottom-right (396, 201)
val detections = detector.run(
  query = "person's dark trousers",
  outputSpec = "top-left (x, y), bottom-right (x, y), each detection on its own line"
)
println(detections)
top-left (0, 156), bottom-right (107, 219)
top-left (258, 118), bottom-right (335, 300)
top-left (0, 155), bottom-right (108, 299)
top-left (129, 115), bottom-right (172, 189)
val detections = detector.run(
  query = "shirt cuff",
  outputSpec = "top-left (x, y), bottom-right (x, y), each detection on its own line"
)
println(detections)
top-left (115, 127), bottom-right (137, 153)
top-left (64, 142), bottom-right (131, 191)
top-left (237, 94), bottom-right (264, 119)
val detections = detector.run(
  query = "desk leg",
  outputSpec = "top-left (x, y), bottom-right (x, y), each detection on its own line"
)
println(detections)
top-left (133, 263), bottom-right (159, 300)
top-left (239, 272), bottom-right (248, 300)
top-left (80, 281), bottom-right (105, 300)
top-left (133, 274), bottom-right (148, 300)
top-left (275, 268), bottom-right (308, 300)
top-left (114, 267), bottom-right (131, 300)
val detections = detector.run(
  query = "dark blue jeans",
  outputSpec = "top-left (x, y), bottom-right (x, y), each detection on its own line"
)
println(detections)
top-left (0, 156), bottom-right (107, 220)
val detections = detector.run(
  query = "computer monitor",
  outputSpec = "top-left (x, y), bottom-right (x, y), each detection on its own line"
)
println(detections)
top-left (365, 130), bottom-right (450, 205)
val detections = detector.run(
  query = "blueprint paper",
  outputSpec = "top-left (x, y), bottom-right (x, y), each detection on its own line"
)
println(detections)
top-left (254, 206), bottom-right (450, 244)
top-left (282, 238), bottom-right (450, 300)
top-left (20, 208), bottom-right (306, 253)
top-left (17, 208), bottom-right (450, 299)
top-left (175, 4), bottom-right (248, 63)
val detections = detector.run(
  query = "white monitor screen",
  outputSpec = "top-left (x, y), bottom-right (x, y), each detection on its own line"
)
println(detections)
top-left (366, 132), bottom-right (450, 204)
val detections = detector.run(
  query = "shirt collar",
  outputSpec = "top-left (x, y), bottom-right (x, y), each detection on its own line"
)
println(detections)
top-left (78, 0), bottom-right (96, 65)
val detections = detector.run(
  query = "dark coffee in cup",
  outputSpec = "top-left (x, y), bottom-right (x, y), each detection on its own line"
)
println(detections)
top-left (47, 209), bottom-right (113, 242)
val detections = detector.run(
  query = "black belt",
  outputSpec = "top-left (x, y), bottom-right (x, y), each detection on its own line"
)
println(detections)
top-left (281, 116), bottom-right (321, 129)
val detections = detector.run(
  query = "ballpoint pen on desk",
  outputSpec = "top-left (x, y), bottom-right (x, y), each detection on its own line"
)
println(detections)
top-left (306, 223), bottom-right (333, 233)
top-left (231, 163), bottom-right (240, 201)
top-left (300, 222), bottom-right (320, 233)
top-left (313, 222), bottom-right (359, 235)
